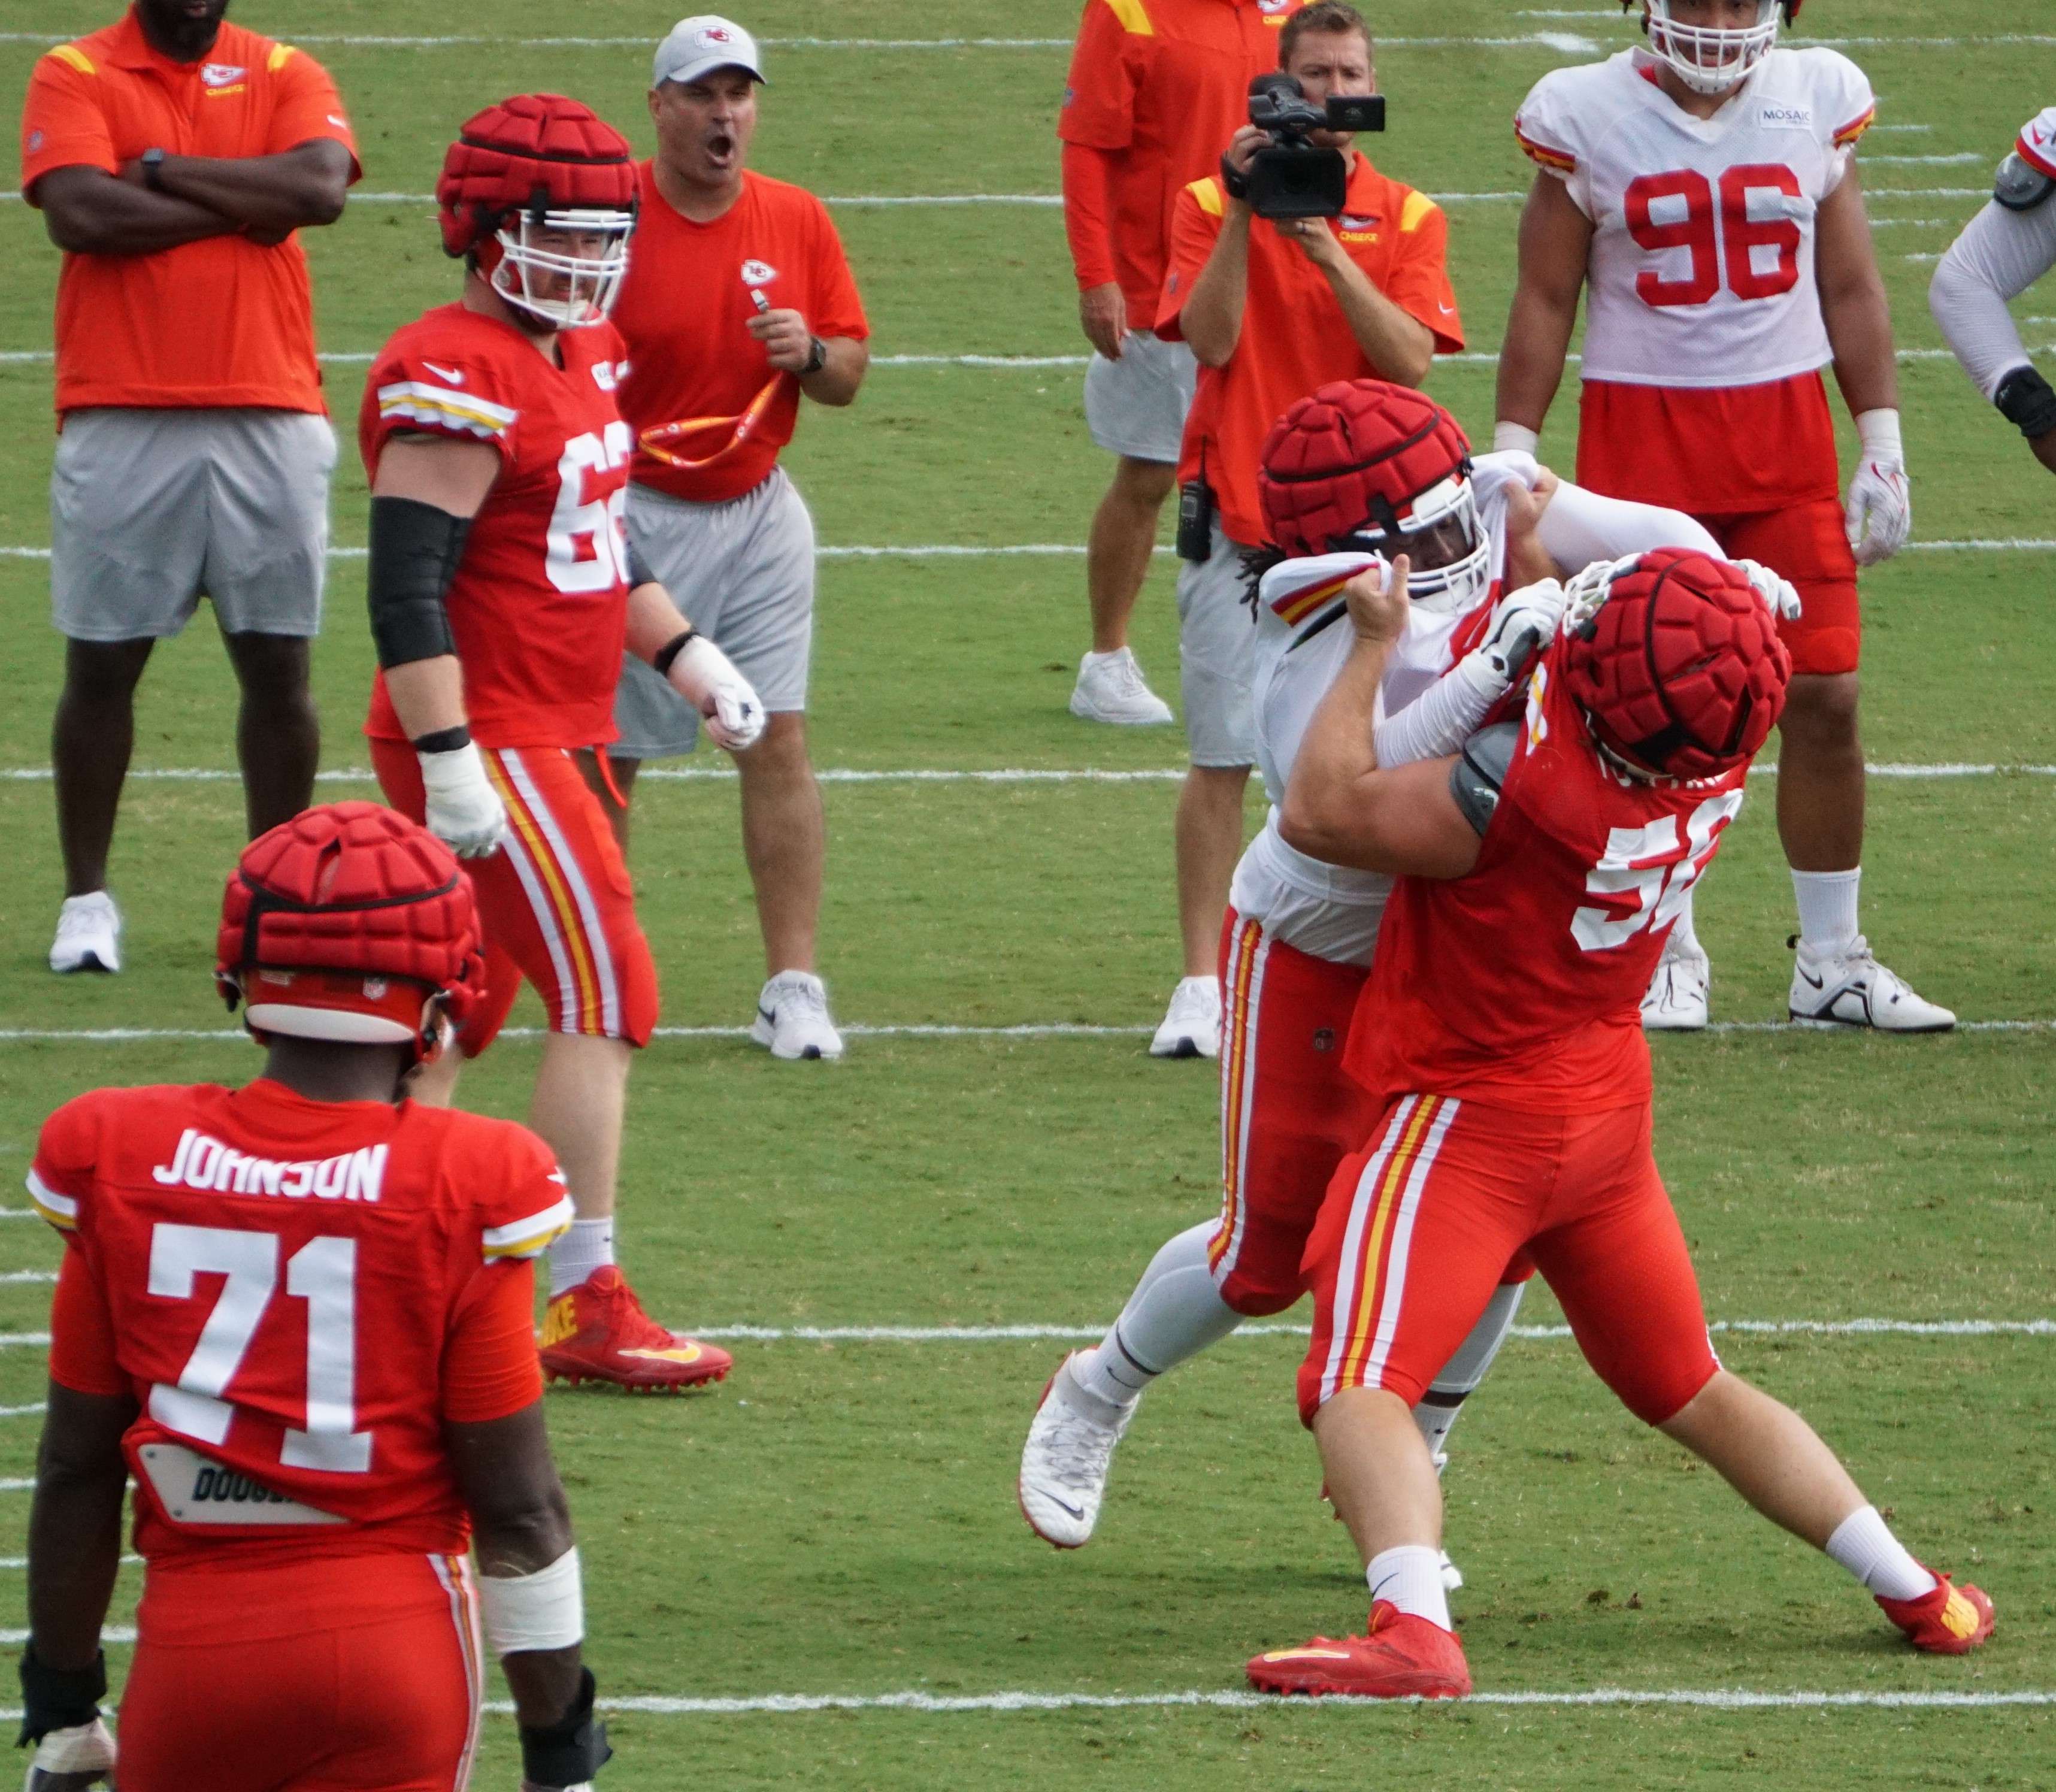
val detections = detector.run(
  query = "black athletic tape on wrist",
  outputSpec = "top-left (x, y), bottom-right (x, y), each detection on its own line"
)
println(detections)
top-left (1996, 365), bottom-right (2056, 441)
top-left (367, 495), bottom-right (471, 670)
top-left (412, 724), bottom-right (472, 754)
top-left (519, 1666), bottom-right (613, 1788)
top-left (17, 1645), bottom-right (105, 1747)
top-left (652, 628), bottom-right (697, 678)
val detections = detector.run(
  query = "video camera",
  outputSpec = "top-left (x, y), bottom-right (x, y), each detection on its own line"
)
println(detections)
top-left (1237, 72), bottom-right (1386, 220)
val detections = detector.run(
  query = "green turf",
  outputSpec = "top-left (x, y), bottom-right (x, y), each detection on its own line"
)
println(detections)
top-left (2, 0), bottom-right (2054, 1784)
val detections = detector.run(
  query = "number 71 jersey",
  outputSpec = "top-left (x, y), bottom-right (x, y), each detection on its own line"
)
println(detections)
top-left (1514, 47), bottom-right (1877, 390)
top-left (361, 302), bottom-right (637, 751)
top-left (29, 1077), bottom-right (573, 1564)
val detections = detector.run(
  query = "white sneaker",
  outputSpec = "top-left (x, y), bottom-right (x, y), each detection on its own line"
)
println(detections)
top-left (1150, 975), bottom-right (1221, 1060)
top-left (1019, 1352), bottom-right (1135, 1548)
top-left (1788, 935), bottom-right (1955, 1033)
top-left (50, 892), bottom-right (121, 974)
top-left (749, 970), bottom-right (846, 1060)
top-left (1641, 931), bottom-right (1709, 1031)
top-left (1070, 647), bottom-right (1174, 726)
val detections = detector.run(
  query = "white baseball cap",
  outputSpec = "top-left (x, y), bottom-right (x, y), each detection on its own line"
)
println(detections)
top-left (653, 16), bottom-right (767, 90)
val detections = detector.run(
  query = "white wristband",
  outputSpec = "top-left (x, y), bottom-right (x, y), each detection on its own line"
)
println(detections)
top-left (478, 1546), bottom-right (585, 1655)
top-left (1492, 421), bottom-right (1540, 456)
top-left (1854, 407), bottom-right (1904, 462)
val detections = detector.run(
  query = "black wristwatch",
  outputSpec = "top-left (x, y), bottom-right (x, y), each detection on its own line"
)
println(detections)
top-left (801, 334), bottom-right (828, 376)
top-left (140, 147), bottom-right (167, 191)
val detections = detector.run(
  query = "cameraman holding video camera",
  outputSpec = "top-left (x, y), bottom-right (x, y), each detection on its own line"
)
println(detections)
top-left (1143, 0), bottom-right (1465, 1060)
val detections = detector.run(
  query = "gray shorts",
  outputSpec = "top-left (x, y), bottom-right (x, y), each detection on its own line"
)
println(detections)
top-left (1176, 521), bottom-right (1258, 768)
top-left (50, 407), bottom-right (336, 641)
top-left (610, 468), bottom-right (816, 761)
top-left (1082, 330), bottom-right (1197, 465)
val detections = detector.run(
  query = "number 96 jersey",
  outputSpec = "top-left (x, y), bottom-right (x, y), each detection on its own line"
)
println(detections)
top-left (1515, 46), bottom-right (1877, 391)
top-left (361, 302), bottom-right (636, 751)
top-left (29, 1077), bottom-right (573, 1565)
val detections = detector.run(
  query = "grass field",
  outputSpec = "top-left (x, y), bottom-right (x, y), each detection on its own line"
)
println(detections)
top-left (3, 1), bottom-right (2055, 1785)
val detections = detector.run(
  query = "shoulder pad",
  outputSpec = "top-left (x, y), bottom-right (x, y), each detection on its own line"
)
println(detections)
top-left (1996, 152), bottom-right (2056, 213)
top-left (1449, 722), bottom-right (1519, 837)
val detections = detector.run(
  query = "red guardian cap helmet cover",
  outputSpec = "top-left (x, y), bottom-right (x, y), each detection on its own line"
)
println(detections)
top-left (1626, 1), bottom-right (1800, 95)
top-left (1257, 379), bottom-right (1491, 615)
top-left (216, 802), bottom-right (489, 1061)
top-left (437, 93), bottom-right (638, 328)
top-left (1560, 547), bottom-right (1792, 780)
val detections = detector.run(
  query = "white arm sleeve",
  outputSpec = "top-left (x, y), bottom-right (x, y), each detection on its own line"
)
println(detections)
top-left (1373, 665), bottom-right (1498, 768)
top-left (1928, 199), bottom-right (2056, 401)
top-left (1533, 480), bottom-right (1721, 573)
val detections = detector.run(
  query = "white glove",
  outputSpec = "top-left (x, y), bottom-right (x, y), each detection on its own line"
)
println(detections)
top-left (418, 740), bottom-right (508, 859)
top-left (1732, 556), bottom-right (1803, 622)
top-left (1458, 577), bottom-right (1569, 697)
top-left (26, 1717), bottom-right (117, 1790)
top-left (666, 635), bottom-right (765, 753)
top-left (1843, 408), bottom-right (1911, 567)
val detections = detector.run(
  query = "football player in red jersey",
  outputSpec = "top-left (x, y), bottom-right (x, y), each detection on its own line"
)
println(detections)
top-left (20, 803), bottom-right (612, 1790)
top-left (361, 95), bottom-right (764, 1391)
top-left (1244, 550), bottom-right (1993, 1698)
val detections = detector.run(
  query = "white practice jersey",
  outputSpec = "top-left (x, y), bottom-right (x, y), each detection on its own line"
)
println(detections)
top-left (1515, 47), bottom-right (1877, 389)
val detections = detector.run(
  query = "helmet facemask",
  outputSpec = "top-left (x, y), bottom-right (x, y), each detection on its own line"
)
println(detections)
top-left (1333, 474), bottom-right (1492, 616)
top-left (1641, 0), bottom-right (1782, 95)
top-left (487, 205), bottom-right (635, 330)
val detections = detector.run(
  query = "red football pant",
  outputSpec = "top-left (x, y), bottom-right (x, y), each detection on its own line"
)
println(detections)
top-left (119, 1552), bottom-right (483, 1791)
top-left (1298, 1095), bottom-right (1718, 1428)
top-left (1704, 500), bottom-right (1861, 677)
top-left (373, 740), bottom-right (658, 1054)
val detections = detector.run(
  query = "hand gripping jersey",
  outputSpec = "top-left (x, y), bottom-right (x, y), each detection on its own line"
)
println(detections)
top-left (1345, 642), bottom-right (1749, 1112)
top-left (1515, 46), bottom-right (1876, 389)
top-left (31, 1078), bottom-right (573, 1566)
top-left (361, 304), bottom-right (636, 750)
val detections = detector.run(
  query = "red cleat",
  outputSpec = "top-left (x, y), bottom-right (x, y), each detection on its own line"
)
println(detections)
top-left (1247, 1601), bottom-right (1472, 1699)
top-left (1878, 1570), bottom-right (1995, 1655)
top-left (538, 1266), bottom-right (732, 1392)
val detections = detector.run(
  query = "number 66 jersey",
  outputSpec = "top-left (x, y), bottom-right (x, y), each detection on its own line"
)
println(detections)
top-left (30, 1077), bottom-right (573, 1566)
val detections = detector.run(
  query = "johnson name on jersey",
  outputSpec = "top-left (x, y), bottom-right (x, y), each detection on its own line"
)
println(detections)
top-left (1515, 46), bottom-right (1876, 387)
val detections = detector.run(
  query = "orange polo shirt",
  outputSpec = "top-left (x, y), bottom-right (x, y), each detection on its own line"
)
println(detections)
top-left (1158, 155), bottom-right (1464, 546)
top-left (1058, 0), bottom-right (1312, 327)
top-left (19, 8), bottom-right (360, 417)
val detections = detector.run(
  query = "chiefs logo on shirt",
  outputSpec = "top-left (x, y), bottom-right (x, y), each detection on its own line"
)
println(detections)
top-left (1335, 211), bottom-right (1380, 243)
top-left (741, 259), bottom-right (779, 288)
top-left (1260, 0), bottom-right (1293, 17)
top-left (201, 61), bottom-right (247, 95)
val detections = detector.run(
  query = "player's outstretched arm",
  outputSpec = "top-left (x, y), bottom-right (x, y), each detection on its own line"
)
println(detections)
top-left (1930, 183), bottom-right (2056, 476)
top-left (1494, 174), bottom-right (1593, 450)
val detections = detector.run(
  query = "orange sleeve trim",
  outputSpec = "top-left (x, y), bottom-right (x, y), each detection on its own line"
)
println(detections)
top-left (1832, 104), bottom-right (1876, 149)
top-left (1515, 123), bottom-right (1577, 175)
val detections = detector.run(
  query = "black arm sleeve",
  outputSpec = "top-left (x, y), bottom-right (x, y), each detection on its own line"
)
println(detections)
top-left (367, 495), bottom-right (471, 670)
top-left (623, 534), bottom-right (658, 592)
top-left (1448, 722), bottom-right (1519, 837)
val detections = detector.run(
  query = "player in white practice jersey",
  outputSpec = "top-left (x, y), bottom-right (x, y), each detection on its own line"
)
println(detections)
top-left (1930, 107), bottom-right (2056, 478)
top-left (1498, 0), bottom-right (1952, 1034)
top-left (1019, 381), bottom-right (1794, 1554)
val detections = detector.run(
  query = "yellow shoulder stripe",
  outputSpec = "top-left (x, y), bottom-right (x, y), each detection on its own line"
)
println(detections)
top-left (1398, 189), bottom-right (1440, 233)
top-left (1190, 177), bottom-right (1224, 219)
top-left (47, 43), bottom-right (96, 75)
top-left (268, 43), bottom-right (298, 71)
top-left (1102, 0), bottom-right (1154, 36)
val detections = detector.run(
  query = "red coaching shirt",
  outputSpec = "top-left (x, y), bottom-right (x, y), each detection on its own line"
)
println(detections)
top-left (612, 164), bottom-right (870, 505)
top-left (360, 304), bottom-right (635, 750)
top-left (1058, 0), bottom-right (1312, 327)
top-left (1159, 159), bottom-right (1464, 547)
top-left (19, 11), bottom-right (360, 417)
top-left (1346, 649), bottom-right (1749, 1114)
top-left (32, 1077), bottom-right (571, 1567)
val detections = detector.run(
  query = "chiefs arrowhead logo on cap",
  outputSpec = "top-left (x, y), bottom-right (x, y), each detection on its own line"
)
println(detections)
top-left (699, 25), bottom-right (734, 46)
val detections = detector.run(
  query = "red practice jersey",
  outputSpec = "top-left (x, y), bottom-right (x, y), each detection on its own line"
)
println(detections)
top-left (1347, 646), bottom-right (1749, 1113)
top-left (361, 304), bottom-right (635, 750)
top-left (31, 1077), bottom-right (572, 1567)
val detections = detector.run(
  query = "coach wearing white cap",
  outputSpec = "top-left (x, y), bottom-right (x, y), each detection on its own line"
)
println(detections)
top-left (598, 16), bottom-right (870, 1060)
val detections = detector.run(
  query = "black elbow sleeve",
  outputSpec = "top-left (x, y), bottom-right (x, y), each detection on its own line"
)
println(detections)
top-left (367, 495), bottom-right (470, 669)
top-left (1996, 365), bottom-right (2056, 441)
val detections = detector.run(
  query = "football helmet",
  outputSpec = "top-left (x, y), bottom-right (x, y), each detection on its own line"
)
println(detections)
top-left (437, 93), bottom-right (638, 329)
top-left (1258, 380), bottom-right (1491, 616)
top-left (1560, 547), bottom-right (1791, 779)
top-left (216, 802), bottom-right (487, 1061)
top-left (1627, 1), bottom-right (1800, 95)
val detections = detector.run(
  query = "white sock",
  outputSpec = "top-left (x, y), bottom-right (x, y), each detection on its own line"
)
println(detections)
top-left (1825, 1506), bottom-right (1936, 1602)
top-left (548, 1218), bottom-right (614, 1298)
top-left (1792, 868), bottom-right (1861, 956)
top-left (1368, 1544), bottom-right (1453, 1631)
top-left (1413, 1281), bottom-right (1528, 1466)
top-left (1072, 1222), bottom-right (1243, 1409)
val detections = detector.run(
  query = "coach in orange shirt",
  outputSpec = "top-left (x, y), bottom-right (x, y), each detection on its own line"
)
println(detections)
top-left (597, 15), bottom-right (869, 1063)
top-left (19, 0), bottom-right (358, 979)
top-left (1146, 0), bottom-right (1462, 1059)
top-left (1058, 0), bottom-right (1313, 727)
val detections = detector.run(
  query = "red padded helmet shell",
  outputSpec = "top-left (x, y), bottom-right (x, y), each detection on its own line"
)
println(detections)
top-left (1258, 379), bottom-right (1473, 558)
top-left (437, 93), bottom-right (637, 259)
top-left (1561, 548), bottom-right (1791, 779)
top-left (217, 803), bottom-right (487, 1052)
